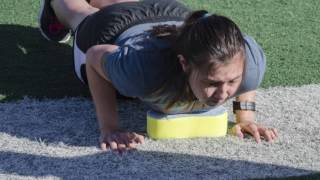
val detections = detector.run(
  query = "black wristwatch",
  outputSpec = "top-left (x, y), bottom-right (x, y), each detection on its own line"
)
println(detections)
top-left (233, 101), bottom-right (256, 114)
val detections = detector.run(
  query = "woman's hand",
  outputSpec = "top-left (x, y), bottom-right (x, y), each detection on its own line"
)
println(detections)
top-left (234, 91), bottom-right (278, 143)
top-left (100, 131), bottom-right (145, 153)
top-left (232, 121), bottom-right (278, 143)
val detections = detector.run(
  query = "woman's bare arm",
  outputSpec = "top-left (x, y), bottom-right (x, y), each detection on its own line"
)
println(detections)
top-left (233, 90), bottom-right (278, 143)
top-left (86, 44), bottom-right (119, 134)
top-left (86, 44), bottom-right (144, 152)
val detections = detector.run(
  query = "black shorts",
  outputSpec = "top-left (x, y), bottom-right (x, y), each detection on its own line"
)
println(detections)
top-left (73, 0), bottom-right (190, 84)
top-left (75, 0), bottom-right (190, 52)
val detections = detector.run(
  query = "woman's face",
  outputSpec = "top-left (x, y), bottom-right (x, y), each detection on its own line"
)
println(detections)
top-left (186, 52), bottom-right (244, 106)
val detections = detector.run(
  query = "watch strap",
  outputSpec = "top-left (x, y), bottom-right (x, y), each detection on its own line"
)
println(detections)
top-left (233, 101), bottom-right (256, 114)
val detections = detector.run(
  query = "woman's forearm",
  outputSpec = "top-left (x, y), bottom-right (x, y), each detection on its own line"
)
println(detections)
top-left (85, 44), bottom-right (121, 135)
top-left (235, 90), bottom-right (256, 123)
top-left (86, 63), bottom-right (119, 134)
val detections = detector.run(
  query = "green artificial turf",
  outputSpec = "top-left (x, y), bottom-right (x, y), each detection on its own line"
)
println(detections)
top-left (183, 0), bottom-right (320, 88)
top-left (0, 0), bottom-right (89, 101)
top-left (1, 0), bottom-right (320, 101)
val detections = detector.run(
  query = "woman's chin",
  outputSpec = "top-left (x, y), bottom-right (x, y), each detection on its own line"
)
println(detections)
top-left (205, 101), bottom-right (218, 107)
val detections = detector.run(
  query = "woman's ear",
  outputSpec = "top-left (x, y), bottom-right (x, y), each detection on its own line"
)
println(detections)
top-left (178, 54), bottom-right (190, 72)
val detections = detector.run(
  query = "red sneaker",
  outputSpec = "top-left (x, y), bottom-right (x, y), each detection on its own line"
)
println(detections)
top-left (38, 0), bottom-right (71, 43)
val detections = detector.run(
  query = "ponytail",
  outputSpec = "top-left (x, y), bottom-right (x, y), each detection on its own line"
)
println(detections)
top-left (149, 10), bottom-right (208, 43)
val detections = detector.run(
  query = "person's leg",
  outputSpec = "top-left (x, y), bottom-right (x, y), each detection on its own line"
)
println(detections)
top-left (88, 0), bottom-right (138, 9)
top-left (39, 0), bottom-right (138, 42)
top-left (51, 0), bottom-right (139, 31)
top-left (51, 0), bottom-right (99, 31)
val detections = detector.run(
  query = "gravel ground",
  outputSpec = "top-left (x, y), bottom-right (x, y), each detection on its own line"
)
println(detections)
top-left (0, 84), bottom-right (319, 180)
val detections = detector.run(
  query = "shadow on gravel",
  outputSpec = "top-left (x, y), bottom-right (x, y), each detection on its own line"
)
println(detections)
top-left (0, 98), bottom-right (148, 147)
top-left (0, 150), bottom-right (316, 179)
top-left (0, 25), bottom-right (147, 146)
top-left (0, 25), bottom-right (317, 180)
top-left (0, 24), bottom-right (89, 102)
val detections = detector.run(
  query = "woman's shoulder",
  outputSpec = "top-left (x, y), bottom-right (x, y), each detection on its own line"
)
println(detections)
top-left (105, 32), bottom-right (175, 98)
top-left (235, 35), bottom-right (267, 96)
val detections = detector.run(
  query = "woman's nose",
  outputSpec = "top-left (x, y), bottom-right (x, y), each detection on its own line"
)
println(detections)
top-left (214, 84), bottom-right (229, 100)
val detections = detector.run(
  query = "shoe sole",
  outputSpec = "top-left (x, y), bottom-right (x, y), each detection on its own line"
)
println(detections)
top-left (38, 0), bottom-right (71, 43)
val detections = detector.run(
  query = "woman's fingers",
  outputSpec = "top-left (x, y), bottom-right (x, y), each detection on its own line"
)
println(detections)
top-left (263, 129), bottom-right (273, 143)
top-left (126, 142), bottom-right (138, 149)
top-left (100, 132), bottom-right (144, 152)
top-left (233, 124), bottom-right (244, 139)
top-left (100, 142), bottom-right (108, 151)
top-left (271, 128), bottom-right (279, 138)
top-left (270, 131), bottom-right (276, 141)
top-left (253, 130), bottom-right (261, 144)
top-left (246, 123), bottom-right (261, 144)
top-left (107, 136), bottom-right (119, 151)
top-left (258, 127), bottom-right (278, 143)
top-left (117, 143), bottom-right (127, 153)
top-left (270, 128), bottom-right (278, 141)
top-left (235, 122), bottom-right (278, 143)
top-left (133, 133), bottom-right (145, 144)
top-left (121, 133), bottom-right (139, 150)
top-left (123, 132), bottom-right (144, 149)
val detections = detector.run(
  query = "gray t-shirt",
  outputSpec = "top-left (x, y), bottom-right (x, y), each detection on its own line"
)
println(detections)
top-left (103, 23), bottom-right (266, 114)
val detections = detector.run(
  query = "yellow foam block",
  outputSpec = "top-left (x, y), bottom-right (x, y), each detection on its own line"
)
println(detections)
top-left (147, 107), bottom-right (228, 139)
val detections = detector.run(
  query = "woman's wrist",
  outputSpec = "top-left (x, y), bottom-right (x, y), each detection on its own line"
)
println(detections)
top-left (233, 101), bottom-right (256, 123)
top-left (234, 90), bottom-right (257, 123)
top-left (232, 101), bottom-right (256, 114)
top-left (235, 109), bottom-right (256, 123)
top-left (100, 124), bottom-right (119, 135)
top-left (98, 116), bottom-right (119, 135)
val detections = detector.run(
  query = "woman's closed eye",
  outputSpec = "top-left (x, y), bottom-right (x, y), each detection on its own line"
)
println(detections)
top-left (228, 80), bottom-right (236, 84)
top-left (209, 81), bottom-right (221, 87)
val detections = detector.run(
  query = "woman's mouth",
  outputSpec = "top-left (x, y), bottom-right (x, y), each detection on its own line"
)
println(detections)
top-left (206, 99), bottom-right (224, 106)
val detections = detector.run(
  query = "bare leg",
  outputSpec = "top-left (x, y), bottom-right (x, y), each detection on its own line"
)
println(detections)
top-left (51, 0), bottom-right (99, 31)
top-left (89, 0), bottom-right (138, 9)
top-left (51, 0), bottom-right (138, 31)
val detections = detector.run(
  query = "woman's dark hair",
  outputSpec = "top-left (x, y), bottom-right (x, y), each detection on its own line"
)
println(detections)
top-left (149, 10), bottom-right (246, 111)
